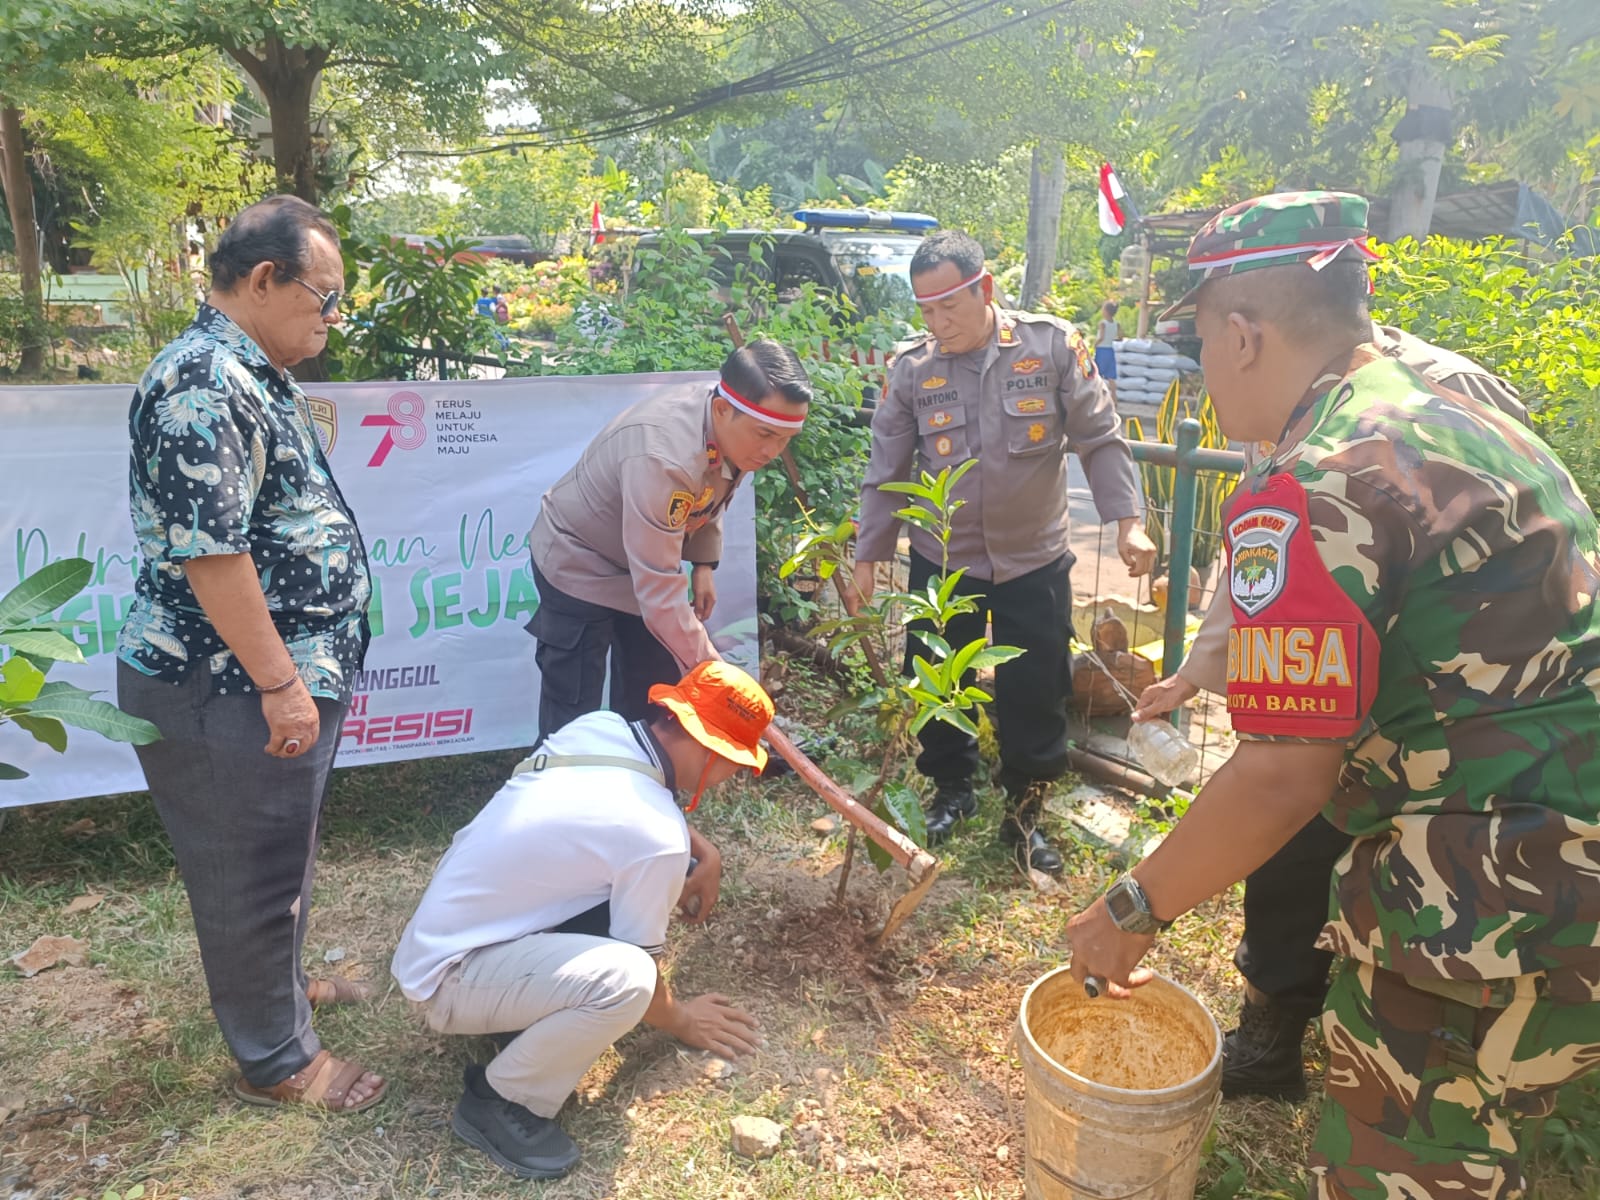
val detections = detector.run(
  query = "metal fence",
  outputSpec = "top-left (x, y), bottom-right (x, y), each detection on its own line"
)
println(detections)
top-left (1130, 418), bottom-right (1247, 677)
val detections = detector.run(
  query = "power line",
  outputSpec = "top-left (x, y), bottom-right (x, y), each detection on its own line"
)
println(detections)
top-left (403, 0), bottom-right (1074, 157)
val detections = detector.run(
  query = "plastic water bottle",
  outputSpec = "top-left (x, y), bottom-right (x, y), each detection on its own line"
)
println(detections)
top-left (1127, 721), bottom-right (1200, 788)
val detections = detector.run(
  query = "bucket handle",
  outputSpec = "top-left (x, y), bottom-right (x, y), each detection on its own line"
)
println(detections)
top-left (1027, 1092), bottom-right (1222, 1200)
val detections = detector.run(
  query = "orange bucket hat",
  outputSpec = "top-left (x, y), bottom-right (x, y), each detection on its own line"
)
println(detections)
top-left (648, 661), bottom-right (773, 773)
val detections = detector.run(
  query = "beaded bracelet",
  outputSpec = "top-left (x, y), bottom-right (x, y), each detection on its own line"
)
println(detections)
top-left (257, 672), bottom-right (301, 694)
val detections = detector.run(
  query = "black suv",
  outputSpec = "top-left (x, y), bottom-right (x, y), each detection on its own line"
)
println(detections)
top-left (631, 209), bottom-right (938, 323)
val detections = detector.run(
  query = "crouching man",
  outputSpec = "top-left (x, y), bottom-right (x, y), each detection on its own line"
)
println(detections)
top-left (391, 661), bottom-right (771, 1179)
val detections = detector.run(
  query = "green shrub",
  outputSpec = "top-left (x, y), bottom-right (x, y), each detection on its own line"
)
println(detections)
top-left (1373, 237), bottom-right (1600, 504)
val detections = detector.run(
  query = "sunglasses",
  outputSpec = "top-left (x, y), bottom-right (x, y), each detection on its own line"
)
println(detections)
top-left (284, 273), bottom-right (343, 319)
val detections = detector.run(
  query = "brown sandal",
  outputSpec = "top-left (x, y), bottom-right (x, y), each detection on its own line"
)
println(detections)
top-left (233, 1049), bottom-right (387, 1113)
top-left (306, 977), bottom-right (374, 1009)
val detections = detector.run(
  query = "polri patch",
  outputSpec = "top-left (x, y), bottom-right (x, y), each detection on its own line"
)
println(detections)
top-left (667, 490), bottom-right (694, 529)
top-left (1227, 507), bottom-right (1298, 616)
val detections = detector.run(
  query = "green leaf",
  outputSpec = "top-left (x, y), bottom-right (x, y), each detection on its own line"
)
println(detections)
top-left (0, 628), bottom-right (85, 664)
top-left (946, 637), bottom-right (987, 681)
top-left (864, 827), bottom-right (892, 872)
top-left (22, 687), bottom-right (162, 745)
top-left (0, 762), bottom-right (28, 780)
top-left (12, 713), bottom-right (68, 753)
top-left (910, 654), bottom-right (943, 698)
top-left (968, 646), bottom-right (1026, 671)
top-left (0, 558), bottom-right (92, 628)
top-left (880, 783), bottom-right (928, 848)
top-left (0, 655), bottom-right (48, 703)
top-left (927, 708), bottom-right (980, 738)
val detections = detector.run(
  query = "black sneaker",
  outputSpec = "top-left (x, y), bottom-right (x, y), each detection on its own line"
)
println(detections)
top-left (451, 1064), bottom-right (580, 1180)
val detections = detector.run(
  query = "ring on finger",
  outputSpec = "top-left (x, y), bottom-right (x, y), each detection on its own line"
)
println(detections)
top-left (285, 738), bottom-right (302, 755)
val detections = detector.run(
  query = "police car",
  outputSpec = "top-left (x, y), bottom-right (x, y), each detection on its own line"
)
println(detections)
top-left (633, 208), bottom-right (936, 324)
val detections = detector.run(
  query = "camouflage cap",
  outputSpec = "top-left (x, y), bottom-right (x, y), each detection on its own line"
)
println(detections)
top-left (1159, 190), bottom-right (1379, 321)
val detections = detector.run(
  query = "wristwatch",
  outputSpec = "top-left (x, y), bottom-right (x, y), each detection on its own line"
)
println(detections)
top-left (1103, 875), bottom-right (1173, 936)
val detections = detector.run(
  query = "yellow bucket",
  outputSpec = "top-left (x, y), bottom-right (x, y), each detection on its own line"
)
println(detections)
top-left (1016, 967), bottom-right (1222, 1200)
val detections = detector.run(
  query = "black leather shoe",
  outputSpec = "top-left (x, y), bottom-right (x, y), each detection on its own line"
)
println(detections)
top-left (452, 1064), bottom-right (581, 1179)
top-left (998, 785), bottom-right (1063, 876)
top-left (1221, 995), bottom-right (1311, 1101)
top-left (924, 781), bottom-right (977, 845)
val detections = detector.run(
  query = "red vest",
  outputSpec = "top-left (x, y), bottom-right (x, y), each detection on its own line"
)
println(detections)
top-left (1222, 470), bottom-right (1380, 739)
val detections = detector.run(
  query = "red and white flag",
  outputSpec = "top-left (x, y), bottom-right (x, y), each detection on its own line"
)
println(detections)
top-left (1098, 163), bottom-right (1128, 236)
top-left (591, 200), bottom-right (605, 244)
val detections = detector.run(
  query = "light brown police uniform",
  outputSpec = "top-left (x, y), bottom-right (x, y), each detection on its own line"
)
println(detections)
top-left (855, 305), bottom-right (1142, 793)
top-left (527, 389), bottom-right (739, 736)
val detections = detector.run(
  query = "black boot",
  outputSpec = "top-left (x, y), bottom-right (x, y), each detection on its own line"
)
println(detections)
top-left (1221, 992), bottom-right (1312, 1101)
top-left (998, 783), bottom-right (1063, 876)
top-left (924, 780), bottom-right (977, 845)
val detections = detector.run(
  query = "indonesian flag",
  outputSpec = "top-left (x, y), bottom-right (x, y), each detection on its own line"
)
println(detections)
top-left (1098, 163), bottom-right (1128, 236)
top-left (591, 200), bottom-right (604, 244)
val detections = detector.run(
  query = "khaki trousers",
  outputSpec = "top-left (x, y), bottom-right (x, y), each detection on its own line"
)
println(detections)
top-left (423, 932), bottom-right (657, 1116)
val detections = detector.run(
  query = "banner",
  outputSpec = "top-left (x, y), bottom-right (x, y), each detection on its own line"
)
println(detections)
top-left (0, 373), bottom-right (758, 808)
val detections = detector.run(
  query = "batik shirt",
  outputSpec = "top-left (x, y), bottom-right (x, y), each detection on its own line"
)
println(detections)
top-left (1223, 350), bottom-right (1600, 981)
top-left (118, 305), bottom-right (371, 702)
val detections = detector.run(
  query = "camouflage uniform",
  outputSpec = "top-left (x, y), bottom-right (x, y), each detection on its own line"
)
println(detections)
top-left (1172, 193), bottom-right (1600, 1198)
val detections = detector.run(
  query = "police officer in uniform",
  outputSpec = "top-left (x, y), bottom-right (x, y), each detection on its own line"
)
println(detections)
top-left (852, 229), bottom-right (1157, 875)
top-left (1133, 324), bottom-right (1525, 1103)
top-left (1066, 192), bottom-right (1600, 1200)
top-left (527, 339), bottom-right (810, 739)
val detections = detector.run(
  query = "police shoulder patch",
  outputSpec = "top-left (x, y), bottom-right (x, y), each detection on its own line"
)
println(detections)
top-left (666, 490), bottom-right (694, 529)
top-left (1069, 329), bottom-right (1096, 379)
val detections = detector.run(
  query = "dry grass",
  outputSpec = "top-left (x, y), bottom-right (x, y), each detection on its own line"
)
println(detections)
top-left (2, 674), bottom-right (1596, 1200)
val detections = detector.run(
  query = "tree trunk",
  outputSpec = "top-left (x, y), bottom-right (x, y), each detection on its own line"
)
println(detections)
top-left (228, 40), bottom-right (326, 203)
top-left (1386, 62), bottom-right (1453, 242)
top-left (227, 41), bottom-right (330, 379)
top-left (1020, 142), bottom-right (1067, 310)
top-left (0, 101), bottom-right (47, 374)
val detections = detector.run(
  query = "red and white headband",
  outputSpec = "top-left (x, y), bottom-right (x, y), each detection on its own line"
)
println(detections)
top-left (717, 379), bottom-right (807, 430)
top-left (912, 269), bottom-right (990, 304)
top-left (1193, 238), bottom-right (1381, 276)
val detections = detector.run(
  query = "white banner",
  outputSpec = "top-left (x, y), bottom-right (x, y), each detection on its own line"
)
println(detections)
top-left (0, 373), bottom-right (758, 808)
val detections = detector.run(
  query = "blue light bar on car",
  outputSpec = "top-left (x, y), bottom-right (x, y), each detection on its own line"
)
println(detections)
top-left (792, 208), bottom-right (940, 233)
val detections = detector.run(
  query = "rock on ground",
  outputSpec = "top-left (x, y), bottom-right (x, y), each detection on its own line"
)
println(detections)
top-left (729, 1115), bottom-right (785, 1159)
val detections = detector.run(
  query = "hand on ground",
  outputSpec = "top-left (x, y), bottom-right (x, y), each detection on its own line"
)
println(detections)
top-left (673, 993), bottom-right (761, 1059)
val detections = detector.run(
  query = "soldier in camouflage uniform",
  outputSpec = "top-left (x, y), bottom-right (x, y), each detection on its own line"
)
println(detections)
top-left (1062, 191), bottom-right (1600, 1199)
top-left (1133, 329), bottom-right (1526, 1104)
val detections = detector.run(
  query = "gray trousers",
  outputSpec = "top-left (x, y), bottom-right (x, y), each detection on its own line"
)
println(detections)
top-left (117, 662), bottom-right (347, 1088)
top-left (422, 932), bottom-right (657, 1116)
